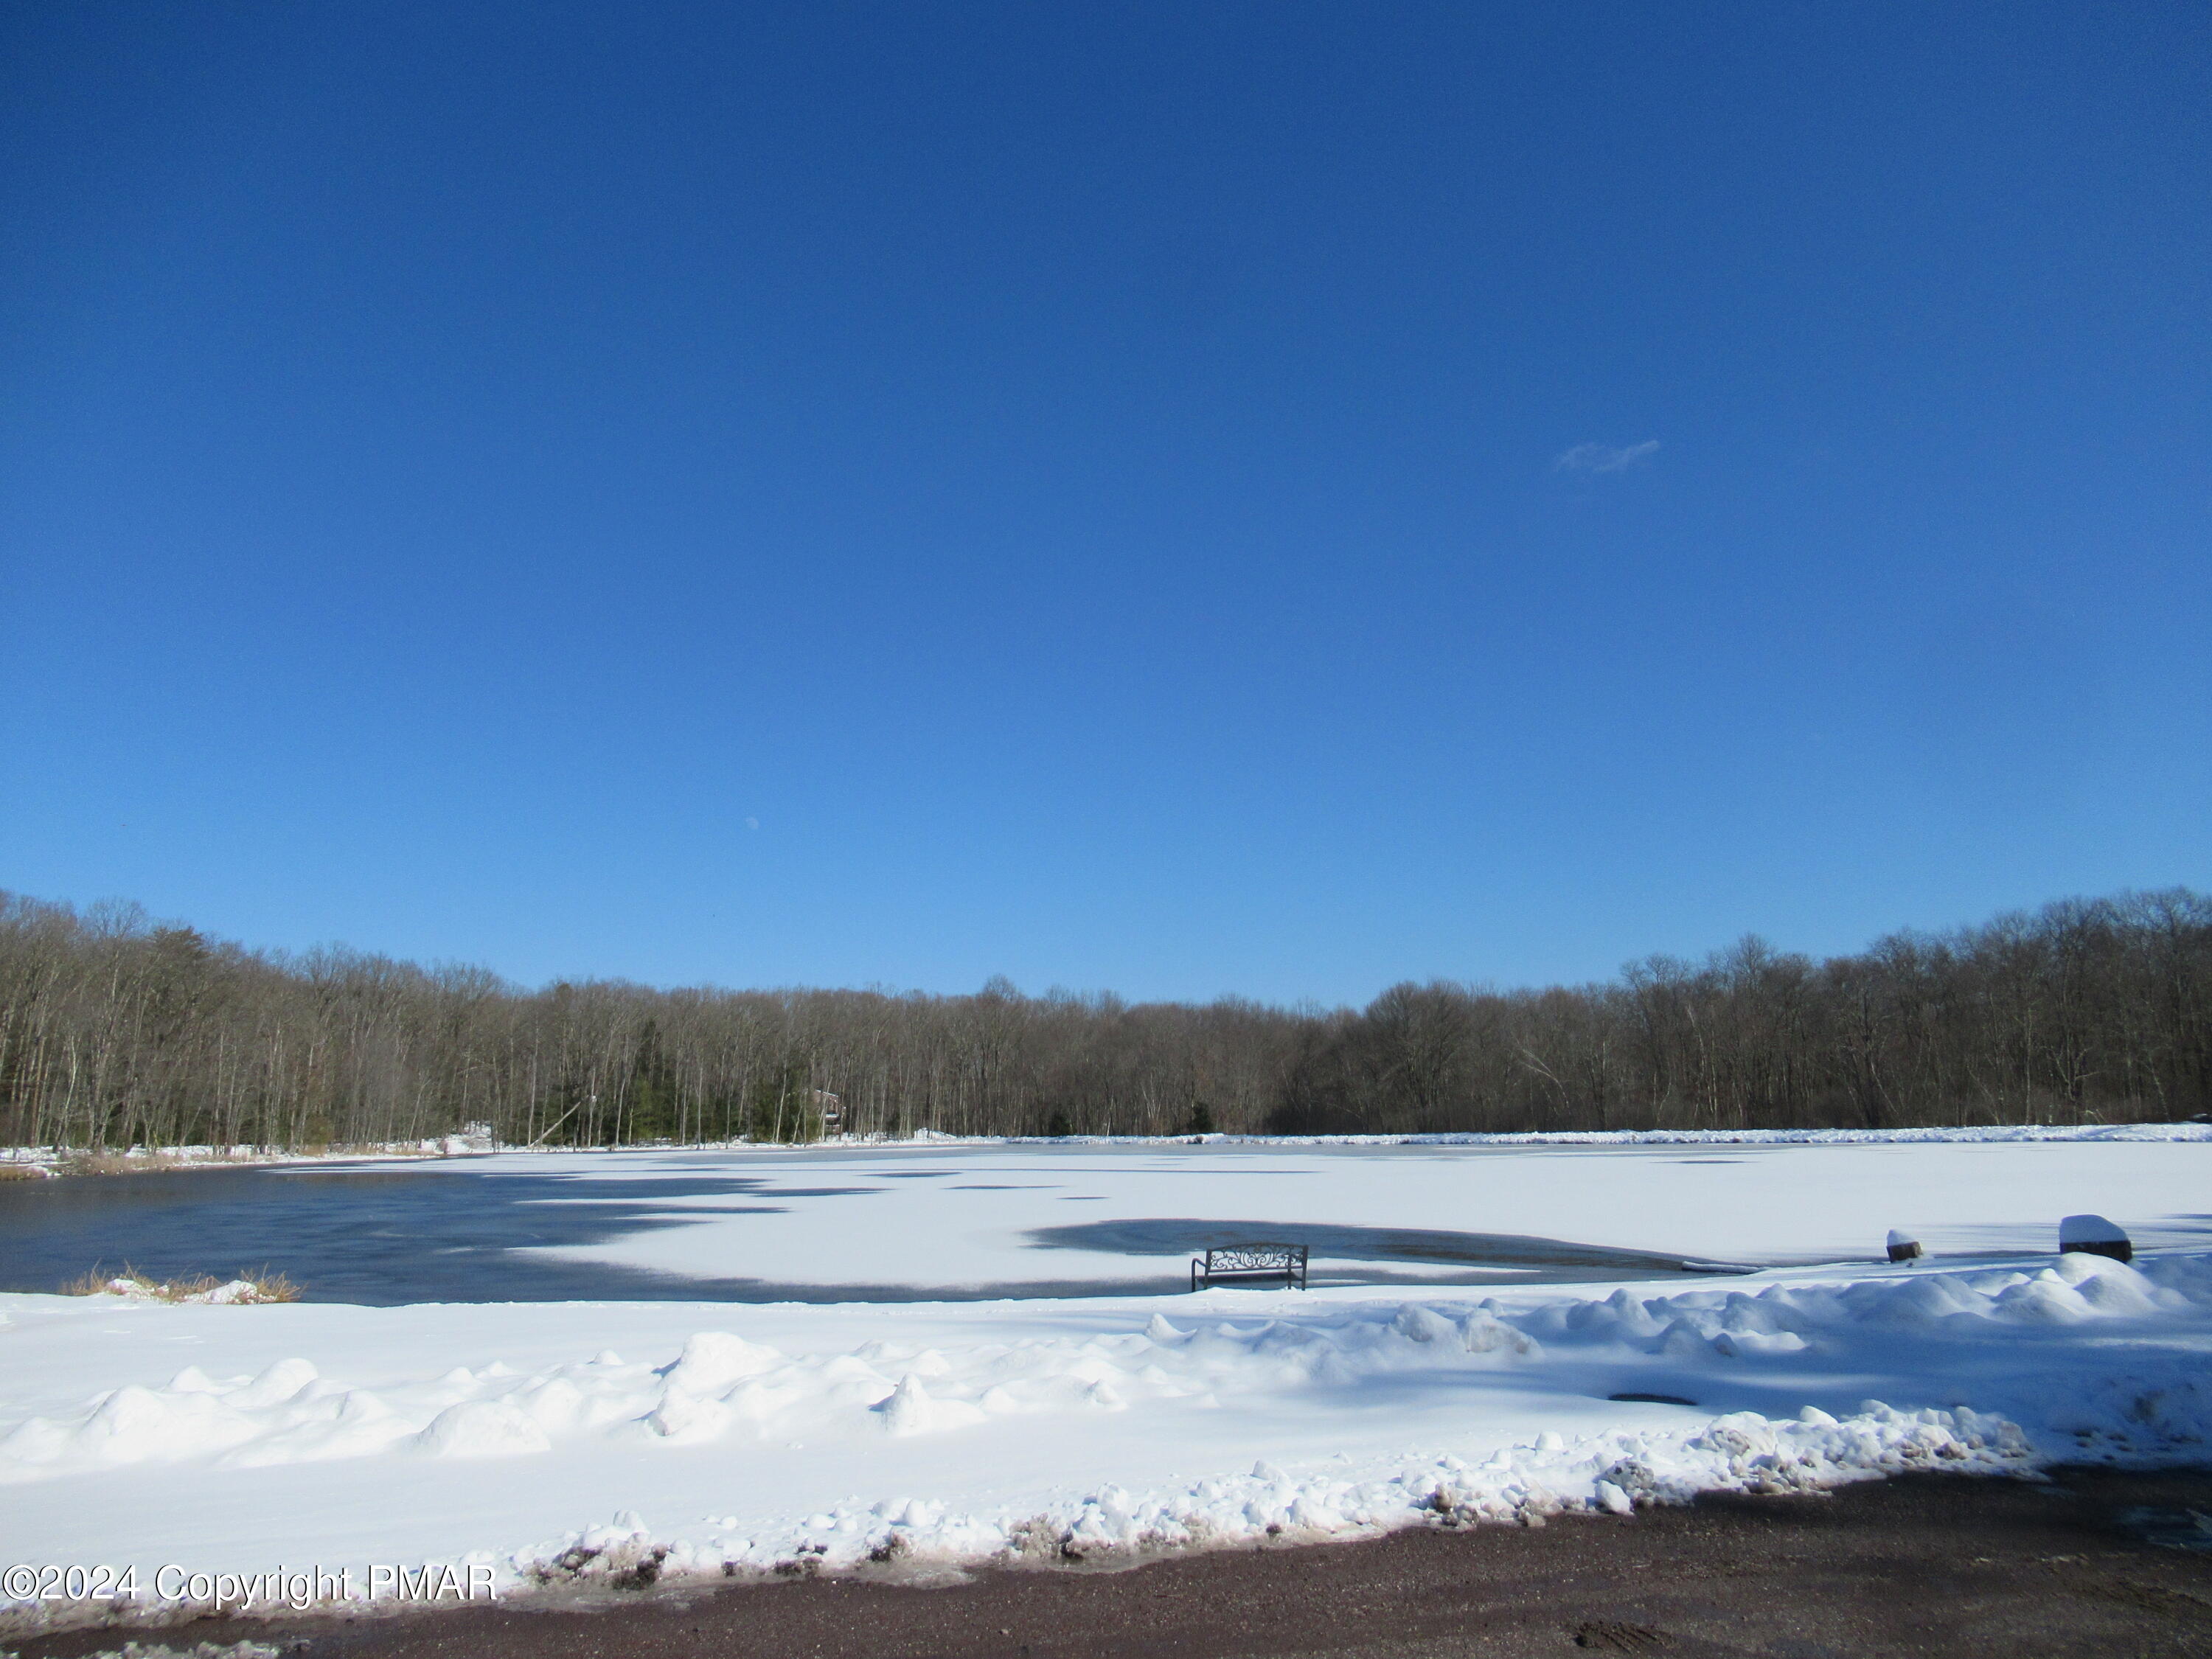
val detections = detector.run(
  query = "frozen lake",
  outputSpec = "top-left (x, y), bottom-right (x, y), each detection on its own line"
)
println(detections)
top-left (4, 1136), bottom-right (2205, 1304)
top-left (4, 1131), bottom-right (2211, 1613)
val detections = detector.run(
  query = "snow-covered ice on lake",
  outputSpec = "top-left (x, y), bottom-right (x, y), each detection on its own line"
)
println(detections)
top-left (465, 1132), bottom-right (2212, 1291)
top-left (2, 1133), bottom-right (2209, 1630)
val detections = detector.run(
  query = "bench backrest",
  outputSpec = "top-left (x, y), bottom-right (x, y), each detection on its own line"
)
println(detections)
top-left (1203, 1245), bottom-right (1306, 1273)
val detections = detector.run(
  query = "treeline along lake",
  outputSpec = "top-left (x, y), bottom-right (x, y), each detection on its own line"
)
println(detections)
top-left (0, 888), bottom-right (2207, 1152)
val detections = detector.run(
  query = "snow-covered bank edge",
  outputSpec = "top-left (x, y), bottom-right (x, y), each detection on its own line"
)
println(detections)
top-left (0, 1136), bottom-right (496, 1180)
top-left (0, 1402), bottom-right (2041, 1644)
top-left (8, 1248), bottom-right (2211, 1640)
top-left (861, 1122), bottom-right (2212, 1149)
top-left (5, 1119), bottom-right (2208, 1179)
top-left (509, 1399), bottom-right (2037, 1588)
top-left (462, 1253), bottom-right (2212, 1602)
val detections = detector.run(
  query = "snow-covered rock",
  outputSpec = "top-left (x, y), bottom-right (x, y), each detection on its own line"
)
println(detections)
top-left (2059, 1213), bottom-right (2132, 1262)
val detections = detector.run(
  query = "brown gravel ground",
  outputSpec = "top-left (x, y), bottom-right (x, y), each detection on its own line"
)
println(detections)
top-left (15, 1467), bottom-right (2212, 1659)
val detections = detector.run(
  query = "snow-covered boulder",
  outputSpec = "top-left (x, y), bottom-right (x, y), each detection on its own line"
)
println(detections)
top-left (2059, 1214), bottom-right (2131, 1262)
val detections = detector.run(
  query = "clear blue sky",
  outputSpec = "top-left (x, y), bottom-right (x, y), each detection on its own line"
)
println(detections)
top-left (3, 2), bottom-right (2207, 1006)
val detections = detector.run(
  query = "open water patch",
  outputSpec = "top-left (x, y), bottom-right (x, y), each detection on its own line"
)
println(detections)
top-left (0, 1165), bottom-right (894, 1306)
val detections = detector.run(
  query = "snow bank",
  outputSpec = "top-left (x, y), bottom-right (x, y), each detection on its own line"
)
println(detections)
top-left (504, 1251), bottom-right (2210, 1587)
top-left (5, 1121), bottom-right (2207, 1175)
top-left (1, 1307), bottom-right (1540, 1484)
top-left (4, 1249), bottom-right (2209, 1624)
top-left (8, 1253), bottom-right (2196, 1494)
top-left (521, 1399), bottom-right (2032, 1590)
top-left (0, 1130), bottom-right (495, 1177)
top-left (975, 1122), bottom-right (2212, 1148)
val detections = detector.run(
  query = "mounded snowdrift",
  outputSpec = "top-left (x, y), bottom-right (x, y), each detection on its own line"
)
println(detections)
top-left (5, 1246), bottom-right (2211, 1628)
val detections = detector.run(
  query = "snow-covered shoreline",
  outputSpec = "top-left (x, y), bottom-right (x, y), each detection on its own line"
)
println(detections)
top-left (1157, 1120), bottom-right (2212, 1146)
top-left (5, 1248), bottom-right (2210, 1636)
top-left (0, 1137), bottom-right (495, 1180)
top-left (5, 1117), bottom-right (2209, 1181)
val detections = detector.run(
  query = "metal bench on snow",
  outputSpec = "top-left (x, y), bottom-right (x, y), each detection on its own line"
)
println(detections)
top-left (1190, 1243), bottom-right (1309, 1292)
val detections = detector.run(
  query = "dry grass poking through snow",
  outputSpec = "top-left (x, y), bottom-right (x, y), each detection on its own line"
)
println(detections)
top-left (60, 1152), bottom-right (189, 1176)
top-left (59, 1265), bottom-right (304, 1304)
top-left (35, 1142), bottom-right (462, 1179)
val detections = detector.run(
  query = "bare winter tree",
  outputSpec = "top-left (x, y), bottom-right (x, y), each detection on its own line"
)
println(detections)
top-left (0, 888), bottom-right (2205, 1152)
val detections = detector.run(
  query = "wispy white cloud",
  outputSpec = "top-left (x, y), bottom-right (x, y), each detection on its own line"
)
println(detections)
top-left (1555, 439), bottom-right (1660, 473)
